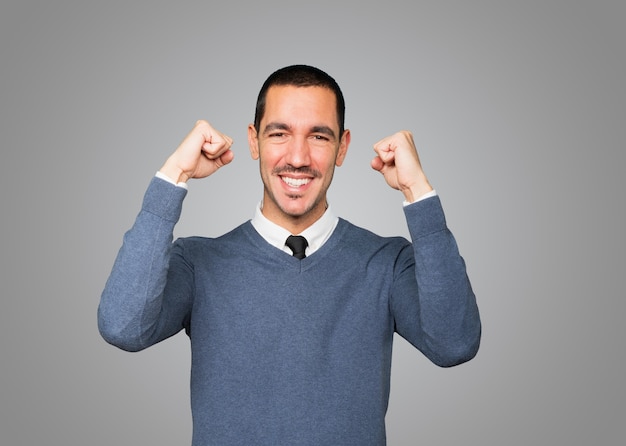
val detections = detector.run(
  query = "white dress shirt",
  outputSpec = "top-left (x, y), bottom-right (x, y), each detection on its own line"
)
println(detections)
top-left (250, 202), bottom-right (338, 257)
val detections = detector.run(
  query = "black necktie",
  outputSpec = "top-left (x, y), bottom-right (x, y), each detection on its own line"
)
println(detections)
top-left (286, 235), bottom-right (308, 260)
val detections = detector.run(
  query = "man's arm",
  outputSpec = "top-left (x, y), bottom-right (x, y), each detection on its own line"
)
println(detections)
top-left (98, 121), bottom-right (234, 351)
top-left (98, 177), bottom-right (190, 351)
top-left (393, 196), bottom-right (481, 367)
top-left (372, 131), bottom-right (481, 366)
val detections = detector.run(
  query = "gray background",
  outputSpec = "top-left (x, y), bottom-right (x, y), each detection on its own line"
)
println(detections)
top-left (1, 0), bottom-right (624, 444)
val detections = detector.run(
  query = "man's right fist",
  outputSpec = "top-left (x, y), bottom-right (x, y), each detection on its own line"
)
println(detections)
top-left (159, 120), bottom-right (234, 183)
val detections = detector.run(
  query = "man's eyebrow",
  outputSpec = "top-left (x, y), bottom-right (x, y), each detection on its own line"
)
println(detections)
top-left (311, 126), bottom-right (336, 139)
top-left (262, 122), bottom-right (291, 134)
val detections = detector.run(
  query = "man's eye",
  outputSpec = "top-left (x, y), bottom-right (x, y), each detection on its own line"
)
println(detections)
top-left (269, 133), bottom-right (285, 138)
top-left (312, 135), bottom-right (329, 141)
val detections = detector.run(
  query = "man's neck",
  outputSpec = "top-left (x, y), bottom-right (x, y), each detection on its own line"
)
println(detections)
top-left (260, 202), bottom-right (327, 235)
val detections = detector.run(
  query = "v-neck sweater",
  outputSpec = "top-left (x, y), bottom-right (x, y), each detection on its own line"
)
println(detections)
top-left (99, 177), bottom-right (481, 446)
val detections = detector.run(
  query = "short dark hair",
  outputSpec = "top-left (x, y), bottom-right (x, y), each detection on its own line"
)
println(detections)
top-left (254, 65), bottom-right (345, 136)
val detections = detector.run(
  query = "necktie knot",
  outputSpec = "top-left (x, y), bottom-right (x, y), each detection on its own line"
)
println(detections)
top-left (286, 235), bottom-right (308, 259)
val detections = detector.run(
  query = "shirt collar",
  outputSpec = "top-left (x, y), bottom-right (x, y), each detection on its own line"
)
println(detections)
top-left (250, 202), bottom-right (339, 256)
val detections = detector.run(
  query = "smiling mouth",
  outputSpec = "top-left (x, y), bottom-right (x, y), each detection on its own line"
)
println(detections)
top-left (281, 176), bottom-right (312, 187)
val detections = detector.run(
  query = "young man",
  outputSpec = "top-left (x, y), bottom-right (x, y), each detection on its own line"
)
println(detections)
top-left (98, 65), bottom-right (481, 445)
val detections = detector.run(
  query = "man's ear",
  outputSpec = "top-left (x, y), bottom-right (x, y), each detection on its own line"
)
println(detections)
top-left (335, 129), bottom-right (351, 166)
top-left (248, 124), bottom-right (259, 160)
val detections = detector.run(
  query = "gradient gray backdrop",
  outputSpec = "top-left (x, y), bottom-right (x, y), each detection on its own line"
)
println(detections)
top-left (2, 1), bottom-right (624, 444)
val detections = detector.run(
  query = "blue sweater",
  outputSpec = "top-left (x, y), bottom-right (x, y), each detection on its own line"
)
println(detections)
top-left (98, 177), bottom-right (481, 445)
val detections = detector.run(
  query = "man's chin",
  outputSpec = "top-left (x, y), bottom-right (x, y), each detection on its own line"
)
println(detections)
top-left (279, 199), bottom-right (317, 219)
top-left (280, 206), bottom-right (310, 219)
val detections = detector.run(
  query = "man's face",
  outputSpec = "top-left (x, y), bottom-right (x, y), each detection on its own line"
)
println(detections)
top-left (248, 85), bottom-right (350, 231)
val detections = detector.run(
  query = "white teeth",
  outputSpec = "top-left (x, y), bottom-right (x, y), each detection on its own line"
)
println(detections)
top-left (282, 177), bottom-right (311, 187)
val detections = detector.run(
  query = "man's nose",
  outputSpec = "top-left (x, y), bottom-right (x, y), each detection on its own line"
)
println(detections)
top-left (285, 136), bottom-right (311, 167)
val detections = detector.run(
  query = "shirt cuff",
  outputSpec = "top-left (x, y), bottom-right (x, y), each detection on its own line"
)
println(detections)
top-left (155, 171), bottom-right (189, 190)
top-left (403, 189), bottom-right (437, 207)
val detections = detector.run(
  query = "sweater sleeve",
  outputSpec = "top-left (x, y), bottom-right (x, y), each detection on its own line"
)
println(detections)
top-left (97, 177), bottom-right (193, 352)
top-left (391, 196), bottom-right (481, 367)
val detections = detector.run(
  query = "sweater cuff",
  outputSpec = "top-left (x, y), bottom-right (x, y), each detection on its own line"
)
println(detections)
top-left (403, 195), bottom-right (447, 240)
top-left (141, 176), bottom-right (188, 222)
